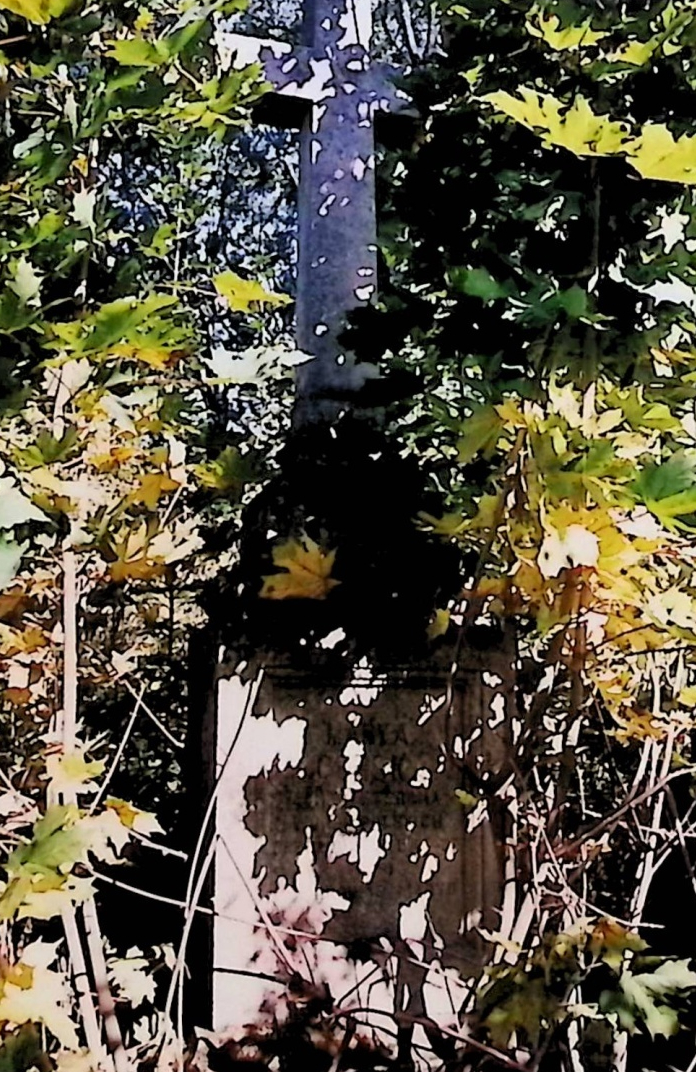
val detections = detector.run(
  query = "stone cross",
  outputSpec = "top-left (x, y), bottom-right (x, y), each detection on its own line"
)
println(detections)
top-left (222, 0), bottom-right (411, 421)
top-left (195, 1), bottom-right (516, 1059)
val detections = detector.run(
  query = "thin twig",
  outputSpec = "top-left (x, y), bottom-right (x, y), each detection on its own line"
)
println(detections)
top-left (160, 836), bottom-right (217, 1051)
top-left (91, 684), bottom-right (146, 813)
top-left (333, 1007), bottom-right (529, 1072)
top-left (57, 550), bottom-right (108, 1063)
top-left (219, 834), bottom-right (296, 974)
top-left (182, 667), bottom-right (264, 933)
top-left (120, 678), bottom-right (185, 749)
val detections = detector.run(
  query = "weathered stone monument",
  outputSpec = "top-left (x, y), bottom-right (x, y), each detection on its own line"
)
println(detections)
top-left (193, 0), bottom-right (517, 1059)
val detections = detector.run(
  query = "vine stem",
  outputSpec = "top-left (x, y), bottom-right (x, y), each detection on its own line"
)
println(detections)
top-left (90, 685), bottom-right (146, 814)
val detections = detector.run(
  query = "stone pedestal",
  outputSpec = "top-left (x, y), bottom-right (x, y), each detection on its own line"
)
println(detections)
top-left (205, 638), bottom-right (515, 1051)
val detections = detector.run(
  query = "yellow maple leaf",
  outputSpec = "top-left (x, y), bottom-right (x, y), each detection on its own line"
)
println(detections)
top-left (494, 398), bottom-right (530, 427)
top-left (105, 797), bottom-right (163, 836)
top-left (107, 525), bottom-right (167, 583)
top-left (0, 625), bottom-right (48, 656)
top-left (611, 39), bottom-right (656, 66)
top-left (0, 0), bottom-right (72, 23)
top-left (134, 7), bottom-right (153, 31)
top-left (485, 89), bottom-right (631, 158)
top-left (526, 8), bottom-right (606, 50)
top-left (45, 749), bottom-right (105, 796)
top-left (418, 511), bottom-right (467, 537)
top-left (214, 271), bottom-right (292, 313)
top-left (612, 707), bottom-right (667, 743)
top-left (0, 944), bottom-right (78, 1048)
top-left (111, 342), bottom-right (181, 369)
top-left (110, 554), bottom-right (165, 583)
top-left (627, 123), bottom-right (696, 183)
top-left (260, 534), bottom-right (340, 600)
top-left (18, 877), bottom-right (94, 920)
top-left (129, 473), bottom-right (179, 511)
top-left (89, 446), bottom-right (136, 473)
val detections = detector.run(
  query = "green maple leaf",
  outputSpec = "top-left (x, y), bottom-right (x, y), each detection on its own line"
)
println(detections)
top-left (633, 452), bottom-right (696, 527)
top-left (6, 805), bottom-right (88, 877)
top-left (107, 38), bottom-right (171, 68)
top-left (456, 406), bottom-right (505, 464)
top-left (634, 452), bottom-right (696, 502)
top-left (616, 960), bottom-right (696, 1038)
top-left (449, 266), bottom-right (512, 301)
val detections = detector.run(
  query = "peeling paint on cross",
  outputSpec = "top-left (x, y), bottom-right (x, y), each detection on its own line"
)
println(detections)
top-left (219, 0), bottom-right (411, 423)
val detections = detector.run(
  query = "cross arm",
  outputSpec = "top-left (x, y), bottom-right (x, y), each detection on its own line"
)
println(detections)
top-left (220, 31), bottom-right (414, 116)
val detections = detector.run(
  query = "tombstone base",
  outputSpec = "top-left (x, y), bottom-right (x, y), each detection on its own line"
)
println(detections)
top-left (204, 636), bottom-right (515, 1058)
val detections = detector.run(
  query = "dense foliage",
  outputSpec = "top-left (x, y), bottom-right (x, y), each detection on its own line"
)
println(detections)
top-left (4, 0), bottom-right (696, 1070)
top-left (0, 0), bottom-right (302, 1066)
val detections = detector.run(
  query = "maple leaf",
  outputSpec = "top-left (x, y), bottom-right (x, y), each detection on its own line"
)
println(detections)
top-left (111, 343), bottom-right (180, 369)
top-left (457, 406), bottom-right (505, 463)
top-left (612, 39), bottom-right (656, 66)
top-left (45, 749), bottom-right (105, 796)
top-left (485, 89), bottom-right (631, 158)
top-left (105, 797), bottom-right (163, 836)
top-left (109, 953), bottom-right (156, 1007)
top-left (260, 534), bottom-right (340, 600)
top-left (0, 0), bottom-right (73, 22)
top-left (194, 445), bottom-right (256, 496)
top-left (590, 919), bottom-right (646, 970)
top-left (427, 608), bottom-right (450, 639)
top-left (213, 271), bottom-right (292, 313)
top-left (129, 473), bottom-right (179, 511)
top-left (89, 446), bottom-right (136, 473)
top-left (612, 960), bottom-right (696, 1038)
top-left (18, 876), bottom-right (94, 920)
top-left (8, 256), bottom-right (43, 306)
top-left (106, 524), bottom-right (167, 582)
top-left (0, 478), bottom-right (48, 528)
top-left (0, 959), bottom-right (79, 1048)
top-left (628, 123), bottom-right (696, 183)
top-left (3, 687), bottom-right (32, 707)
top-left (525, 8), bottom-right (606, 51)
top-left (110, 554), bottom-right (166, 583)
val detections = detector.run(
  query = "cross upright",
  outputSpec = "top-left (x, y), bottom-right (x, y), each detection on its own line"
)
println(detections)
top-left (223, 0), bottom-right (410, 421)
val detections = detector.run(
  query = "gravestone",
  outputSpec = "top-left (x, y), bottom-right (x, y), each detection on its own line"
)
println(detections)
top-left (195, 0), bottom-right (518, 1059)
top-left (209, 643), bottom-right (516, 1052)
